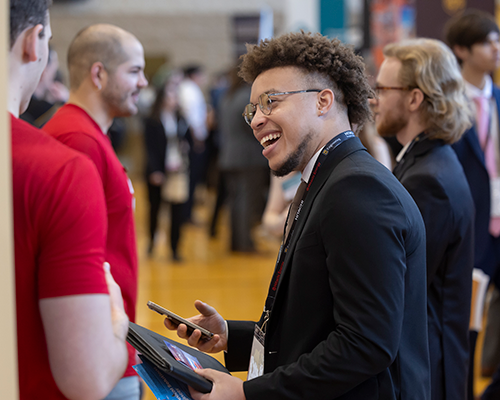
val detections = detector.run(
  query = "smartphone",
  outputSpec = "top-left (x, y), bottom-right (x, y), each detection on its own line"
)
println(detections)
top-left (147, 301), bottom-right (214, 340)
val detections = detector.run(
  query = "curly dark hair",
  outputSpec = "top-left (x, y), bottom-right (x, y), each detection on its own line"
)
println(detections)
top-left (239, 31), bottom-right (374, 128)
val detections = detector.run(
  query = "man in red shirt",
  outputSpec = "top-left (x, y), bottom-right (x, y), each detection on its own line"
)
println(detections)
top-left (9, 1), bottom-right (129, 399)
top-left (43, 23), bottom-right (148, 400)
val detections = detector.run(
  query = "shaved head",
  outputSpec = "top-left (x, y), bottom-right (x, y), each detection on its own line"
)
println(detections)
top-left (67, 24), bottom-right (138, 90)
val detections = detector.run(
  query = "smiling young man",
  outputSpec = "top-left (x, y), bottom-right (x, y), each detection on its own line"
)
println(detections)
top-left (371, 38), bottom-right (474, 400)
top-left (42, 24), bottom-right (148, 400)
top-left (165, 31), bottom-right (430, 400)
top-left (445, 10), bottom-right (500, 400)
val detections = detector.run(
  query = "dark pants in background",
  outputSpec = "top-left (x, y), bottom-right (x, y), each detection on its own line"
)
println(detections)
top-left (147, 181), bottom-right (188, 259)
top-left (225, 168), bottom-right (269, 252)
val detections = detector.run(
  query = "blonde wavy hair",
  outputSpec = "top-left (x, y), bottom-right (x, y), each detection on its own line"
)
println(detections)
top-left (383, 38), bottom-right (473, 144)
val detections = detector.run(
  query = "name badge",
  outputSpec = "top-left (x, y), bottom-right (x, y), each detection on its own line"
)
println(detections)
top-left (491, 178), bottom-right (500, 217)
top-left (247, 324), bottom-right (265, 380)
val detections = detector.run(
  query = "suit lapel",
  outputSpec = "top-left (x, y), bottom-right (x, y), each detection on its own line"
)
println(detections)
top-left (393, 139), bottom-right (442, 180)
top-left (464, 125), bottom-right (486, 167)
top-left (273, 137), bottom-right (367, 298)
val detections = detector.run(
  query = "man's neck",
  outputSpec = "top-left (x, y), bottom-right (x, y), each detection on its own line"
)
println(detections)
top-left (67, 92), bottom-right (112, 134)
top-left (395, 119), bottom-right (427, 148)
top-left (300, 122), bottom-right (353, 179)
top-left (462, 64), bottom-right (488, 90)
top-left (8, 66), bottom-right (26, 118)
top-left (8, 98), bottom-right (20, 118)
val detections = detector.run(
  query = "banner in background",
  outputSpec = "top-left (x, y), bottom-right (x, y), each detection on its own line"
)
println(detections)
top-left (371, 0), bottom-right (415, 68)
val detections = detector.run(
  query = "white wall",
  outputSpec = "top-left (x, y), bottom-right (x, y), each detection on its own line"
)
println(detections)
top-left (284, 0), bottom-right (319, 33)
top-left (0, 0), bottom-right (19, 397)
top-left (51, 0), bottom-right (284, 15)
top-left (49, 0), bottom-right (288, 82)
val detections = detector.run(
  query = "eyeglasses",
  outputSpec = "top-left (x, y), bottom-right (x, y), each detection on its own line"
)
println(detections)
top-left (242, 89), bottom-right (322, 126)
top-left (373, 86), bottom-right (415, 96)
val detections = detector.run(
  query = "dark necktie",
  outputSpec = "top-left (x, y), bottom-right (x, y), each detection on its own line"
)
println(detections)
top-left (284, 180), bottom-right (307, 241)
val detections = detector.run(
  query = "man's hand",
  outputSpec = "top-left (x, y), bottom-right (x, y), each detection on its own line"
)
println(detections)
top-left (104, 262), bottom-right (129, 341)
top-left (189, 369), bottom-right (245, 400)
top-left (164, 300), bottom-right (228, 353)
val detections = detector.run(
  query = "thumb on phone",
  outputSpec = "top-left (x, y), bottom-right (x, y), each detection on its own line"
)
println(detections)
top-left (194, 300), bottom-right (217, 317)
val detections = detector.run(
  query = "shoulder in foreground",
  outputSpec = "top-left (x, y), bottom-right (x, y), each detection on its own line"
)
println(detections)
top-left (12, 118), bottom-right (96, 177)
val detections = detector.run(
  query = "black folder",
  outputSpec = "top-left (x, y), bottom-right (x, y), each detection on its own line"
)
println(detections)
top-left (127, 322), bottom-right (230, 393)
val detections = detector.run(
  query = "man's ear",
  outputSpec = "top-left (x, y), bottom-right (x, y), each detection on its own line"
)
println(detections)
top-left (408, 88), bottom-right (425, 113)
top-left (317, 89), bottom-right (335, 114)
top-left (90, 62), bottom-right (107, 91)
top-left (23, 24), bottom-right (44, 63)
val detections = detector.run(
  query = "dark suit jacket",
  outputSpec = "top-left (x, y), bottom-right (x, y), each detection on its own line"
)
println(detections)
top-left (225, 137), bottom-right (430, 400)
top-left (452, 85), bottom-right (500, 272)
top-left (394, 138), bottom-right (474, 400)
top-left (143, 113), bottom-right (190, 178)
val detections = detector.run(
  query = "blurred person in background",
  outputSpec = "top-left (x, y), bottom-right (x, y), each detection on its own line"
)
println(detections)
top-left (144, 72), bottom-right (191, 262)
top-left (9, 1), bottom-right (129, 398)
top-left (372, 38), bottom-right (474, 400)
top-left (358, 121), bottom-right (392, 169)
top-left (42, 23), bottom-right (148, 400)
top-left (218, 62), bottom-right (269, 252)
top-left (179, 64), bottom-right (209, 223)
top-left (207, 70), bottom-right (230, 238)
top-left (261, 171), bottom-right (301, 238)
top-left (20, 46), bottom-right (69, 127)
top-left (446, 10), bottom-right (500, 400)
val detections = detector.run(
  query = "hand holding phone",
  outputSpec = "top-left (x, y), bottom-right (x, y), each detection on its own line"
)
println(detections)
top-left (147, 301), bottom-right (214, 340)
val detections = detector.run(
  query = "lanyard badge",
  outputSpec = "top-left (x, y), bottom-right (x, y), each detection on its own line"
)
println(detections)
top-left (248, 131), bottom-right (355, 379)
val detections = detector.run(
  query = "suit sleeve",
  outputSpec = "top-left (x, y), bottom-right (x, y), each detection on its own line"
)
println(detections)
top-left (225, 320), bottom-right (257, 371)
top-left (244, 169), bottom-right (424, 399)
top-left (401, 172), bottom-right (451, 286)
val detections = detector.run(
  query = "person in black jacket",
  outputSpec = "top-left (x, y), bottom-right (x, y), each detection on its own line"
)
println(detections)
top-left (144, 72), bottom-right (191, 261)
top-left (164, 31), bottom-right (430, 400)
top-left (372, 38), bottom-right (474, 400)
top-left (445, 10), bottom-right (500, 400)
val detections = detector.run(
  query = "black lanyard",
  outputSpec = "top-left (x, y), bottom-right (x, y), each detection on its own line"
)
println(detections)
top-left (261, 130), bottom-right (355, 331)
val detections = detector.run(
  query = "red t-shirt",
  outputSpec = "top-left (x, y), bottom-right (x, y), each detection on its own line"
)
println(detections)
top-left (11, 114), bottom-right (109, 399)
top-left (43, 104), bottom-right (138, 377)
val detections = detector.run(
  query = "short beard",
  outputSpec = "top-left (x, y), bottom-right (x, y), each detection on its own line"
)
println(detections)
top-left (376, 112), bottom-right (408, 138)
top-left (101, 83), bottom-right (135, 118)
top-left (272, 132), bottom-right (313, 177)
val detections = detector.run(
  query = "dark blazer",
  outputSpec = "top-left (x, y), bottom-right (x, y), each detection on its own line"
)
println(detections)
top-left (452, 85), bottom-right (500, 270)
top-left (144, 112), bottom-right (190, 178)
top-left (225, 137), bottom-right (430, 400)
top-left (394, 138), bottom-right (474, 400)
